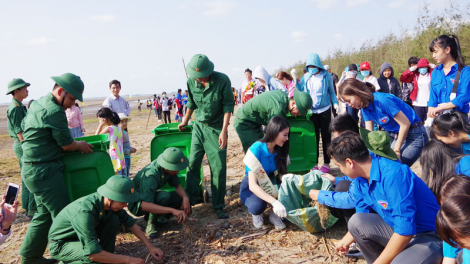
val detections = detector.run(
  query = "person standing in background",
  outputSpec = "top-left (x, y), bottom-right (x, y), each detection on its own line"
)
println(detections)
top-left (399, 57), bottom-right (420, 108)
top-left (241, 68), bottom-right (256, 105)
top-left (65, 103), bottom-right (85, 138)
top-left (160, 92), bottom-right (171, 124)
top-left (325, 65), bottom-right (339, 117)
top-left (6, 78), bottom-right (36, 218)
top-left (102, 80), bottom-right (130, 116)
top-left (378, 62), bottom-right (401, 97)
top-left (182, 90), bottom-right (188, 117)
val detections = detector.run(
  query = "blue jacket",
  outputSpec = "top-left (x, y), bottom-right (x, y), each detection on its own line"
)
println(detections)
top-left (297, 53), bottom-right (338, 110)
top-left (428, 63), bottom-right (470, 113)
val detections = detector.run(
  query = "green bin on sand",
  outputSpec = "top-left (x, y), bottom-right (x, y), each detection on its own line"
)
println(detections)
top-left (278, 170), bottom-right (338, 233)
top-left (285, 115), bottom-right (317, 174)
top-left (61, 134), bottom-right (114, 202)
top-left (150, 123), bottom-right (204, 194)
top-left (75, 134), bottom-right (110, 152)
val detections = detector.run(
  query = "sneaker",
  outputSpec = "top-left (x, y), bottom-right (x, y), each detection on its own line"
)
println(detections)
top-left (214, 208), bottom-right (229, 219)
top-left (319, 165), bottom-right (331, 173)
top-left (346, 243), bottom-right (363, 258)
top-left (269, 211), bottom-right (286, 230)
top-left (252, 214), bottom-right (264, 229)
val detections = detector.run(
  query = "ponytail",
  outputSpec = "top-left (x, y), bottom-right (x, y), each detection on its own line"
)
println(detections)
top-left (429, 34), bottom-right (466, 70)
top-left (96, 107), bottom-right (121, 125)
top-left (430, 111), bottom-right (470, 139)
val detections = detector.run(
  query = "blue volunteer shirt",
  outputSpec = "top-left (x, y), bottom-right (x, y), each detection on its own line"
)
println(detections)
top-left (455, 155), bottom-right (470, 175)
top-left (362, 93), bottom-right (421, 134)
top-left (245, 141), bottom-right (277, 177)
top-left (461, 134), bottom-right (470, 154)
top-left (443, 241), bottom-right (468, 262)
top-left (351, 156), bottom-right (439, 236)
top-left (428, 63), bottom-right (470, 113)
top-left (182, 94), bottom-right (188, 105)
top-left (317, 152), bottom-right (401, 209)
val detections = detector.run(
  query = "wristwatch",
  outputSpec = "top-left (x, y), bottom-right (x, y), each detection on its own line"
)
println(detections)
top-left (2, 225), bottom-right (11, 232)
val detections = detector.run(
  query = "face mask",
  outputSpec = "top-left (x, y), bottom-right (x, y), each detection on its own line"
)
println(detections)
top-left (418, 68), bottom-right (428, 75)
top-left (308, 68), bottom-right (319, 74)
top-left (346, 71), bottom-right (357, 78)
top-left (163, 95), bottom-right (166, 97)
top-left (361, 71), bottom-right (370, 77)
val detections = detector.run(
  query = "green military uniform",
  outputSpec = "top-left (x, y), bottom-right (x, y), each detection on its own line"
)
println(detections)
top-left (184, 55), bottom-right (234, 215)
top-left (234, 90), bottom-right (289, 153)
top-left (7, 93), bottom-right (37, 215)
top-left (49, 176), bottom-right (139, 263)
top-left (234, 89), bottom-right (314, 153)
top-left (128, 147), bottom-right (189, 237)
top-left (20, 73), bottom-right (85, 263)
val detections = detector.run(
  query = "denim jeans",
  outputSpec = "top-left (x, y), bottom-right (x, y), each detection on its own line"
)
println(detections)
top-left (391, 125), bottom-right (428, 167)
top-left (124, 156), bottom-right (131, 176)
top-left (240, 176), bottom-right (281, 215)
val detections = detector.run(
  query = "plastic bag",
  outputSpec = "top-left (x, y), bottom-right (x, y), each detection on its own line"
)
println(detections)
top-left (278, 170), bottom-right (337, 233)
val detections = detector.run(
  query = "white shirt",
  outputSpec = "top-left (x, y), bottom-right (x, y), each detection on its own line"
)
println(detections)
top-left (103, 94), bottom-right (130, 116)
top-left (364, 75), bottom-right (381, 91)
top-left (414, 73), bottom-right (431, 107)
top-left (307, 72), bottom-right (330, 114)
top-left (242, 79), bottom-right (256, 96)
top-left (160, 98), bottom-right (169, 111)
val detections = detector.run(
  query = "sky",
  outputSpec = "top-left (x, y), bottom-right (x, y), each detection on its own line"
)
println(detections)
top-left (0, 0), bottom-right (463, 104)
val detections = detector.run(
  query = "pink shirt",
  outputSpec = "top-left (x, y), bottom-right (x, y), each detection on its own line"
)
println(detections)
top-left (65, 105), bottom-right (84, 129)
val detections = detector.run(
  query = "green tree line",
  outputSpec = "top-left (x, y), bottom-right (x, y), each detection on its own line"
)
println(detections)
top-left (277, 2), bottom-right (470, 79)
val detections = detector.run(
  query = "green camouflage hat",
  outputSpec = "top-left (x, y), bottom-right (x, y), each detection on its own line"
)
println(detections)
top-left (186, 54), bottom-right (214, 79)
top-left (51, 73), bottom-right (84, 102)
top-left (157, 147), bottom-right (189, 171)
top-left (6, 78), bottom-right (30, 95)
top-left (359, 128), bottom-right (397, 161)
top-left (293, 89), bottom-right (313, 116)
top-left (97, 175), bottom-right (139, 203)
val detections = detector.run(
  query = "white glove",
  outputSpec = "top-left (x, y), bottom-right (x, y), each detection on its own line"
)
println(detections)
top-left (271, 200), bottom-right (287, 218)
top-left (429, 63), bottom-right (436, 69)
top-left (410, 66), bottom-right (418, 71)
top-left (341, 71), bottom-right (347, 79)
top-left (424, 117), bottom-right (434, 128)
top-left (333, 104), bottom-right (339, 112)
top-left (290, 68), bottom-right (297, 77)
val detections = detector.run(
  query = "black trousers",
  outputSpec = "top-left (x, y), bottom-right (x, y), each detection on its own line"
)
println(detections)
top-left (309, 107), bottom-right (332, 164)
top-left (163, 110), bottom-right (171, 124)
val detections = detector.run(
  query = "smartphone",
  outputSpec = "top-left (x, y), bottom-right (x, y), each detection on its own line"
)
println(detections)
top-left (5, 183), bottom-right (19, 205)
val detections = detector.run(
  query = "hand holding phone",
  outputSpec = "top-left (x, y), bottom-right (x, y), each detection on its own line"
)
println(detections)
top-left (5, 183), bottom-right (19, 205)
top-left (1, 192), bottom-right (19, 232)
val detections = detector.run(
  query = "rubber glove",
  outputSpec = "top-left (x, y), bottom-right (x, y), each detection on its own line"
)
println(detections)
top-left (410, 66), bottom-right (418, 71)
top-left (291, 68), bottom-right (297, 77)
top-left (429, 63), bottom-right (436, 69)
top-left (271, 200), bottom-right (287, 218)
top-left (333, 104), bottom-right (339, 112)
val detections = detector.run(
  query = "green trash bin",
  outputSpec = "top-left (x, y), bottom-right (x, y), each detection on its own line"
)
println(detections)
top-left (75, 134), bottom-right (110, 152)
top-left (150, 123), bottom-right (204, 194)
top-left (60, 134), bottom-right (114, 202)
top-left (286, 115), bottom-right (317, 174)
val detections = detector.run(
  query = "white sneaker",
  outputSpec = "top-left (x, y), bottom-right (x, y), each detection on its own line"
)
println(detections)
top-left (269, 212), bottom-right (286, 230)
top-left (252, 214), bottom-right (264, 229)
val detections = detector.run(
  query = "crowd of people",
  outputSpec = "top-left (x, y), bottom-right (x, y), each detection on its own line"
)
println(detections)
top-left (3, 33), bottom-right (470, 263)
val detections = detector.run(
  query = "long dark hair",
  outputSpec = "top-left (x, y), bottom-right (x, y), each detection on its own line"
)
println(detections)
top-left (430, 111), bottom-right (470, 139)
top-left (338, 78), bottom-right (375, 108)
top-left (437, 175), bottom-right (470, 205)
top-left (261, 116), bottom-right (290, 174)
top-left (436, 194), bottom-right (470, 247)
top-left (96, 107), bottom-right (120, 125)
top-left (420, 139), bottom-right (466, 196)
top-left (430, 35), bottom-right (466, 70)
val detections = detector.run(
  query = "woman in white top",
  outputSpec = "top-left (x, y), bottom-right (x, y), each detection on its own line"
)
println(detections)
top-left (400, 58), bottom-right (434, 122)
top-left (160, 92), bottom-right (171, 124)
top-left (360, 61), bottom-right (381, 91)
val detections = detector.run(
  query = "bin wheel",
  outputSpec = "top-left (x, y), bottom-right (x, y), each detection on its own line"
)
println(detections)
top-left (203, 189), bottom-right (210, 204)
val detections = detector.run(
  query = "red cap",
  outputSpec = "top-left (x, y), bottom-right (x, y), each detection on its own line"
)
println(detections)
top-left (360, 62), bottom-right (371, 70)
